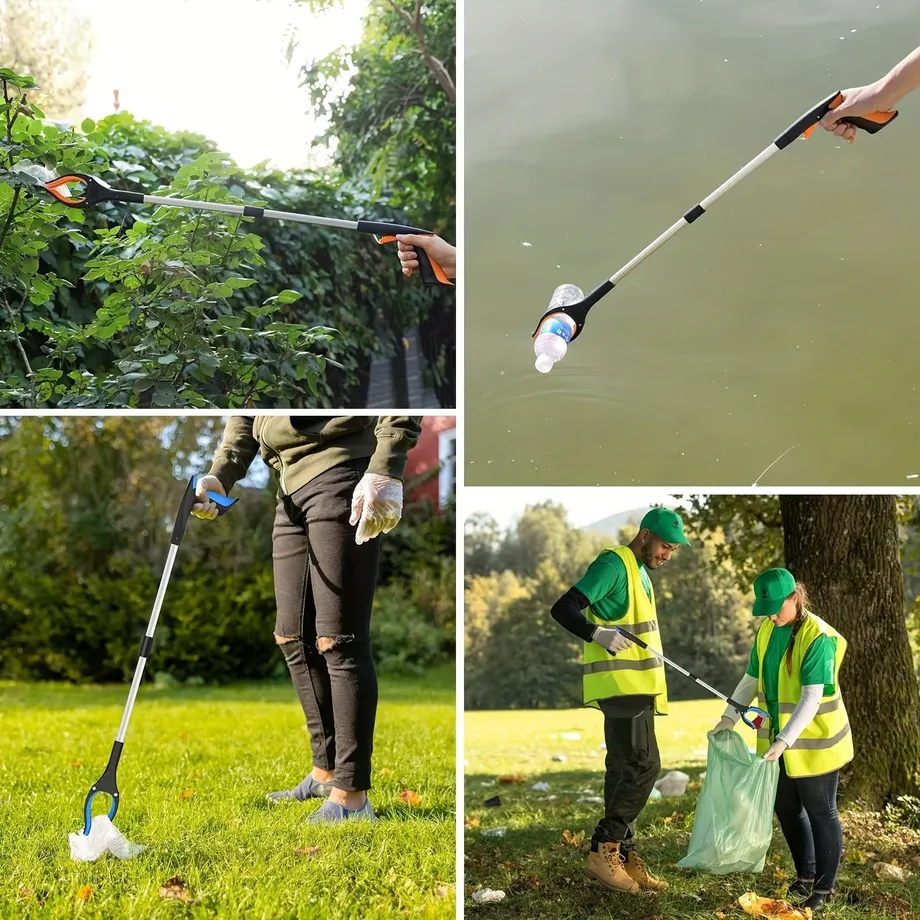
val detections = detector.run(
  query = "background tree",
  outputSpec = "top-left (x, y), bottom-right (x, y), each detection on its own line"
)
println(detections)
top-left (0, 0), bottom-right (92, 123)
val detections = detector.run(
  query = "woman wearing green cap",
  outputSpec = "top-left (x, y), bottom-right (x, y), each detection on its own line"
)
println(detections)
top-left (712, 568), bottom-right (853, 914)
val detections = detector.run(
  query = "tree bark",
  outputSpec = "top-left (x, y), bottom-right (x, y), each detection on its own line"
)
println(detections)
top-left (781, 495), bottom-right (920, 808)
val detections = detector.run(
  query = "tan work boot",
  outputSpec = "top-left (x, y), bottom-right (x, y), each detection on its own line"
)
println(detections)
top-left (622, 848), bottom-right (668, 891)
top-left (584, 842), bottom-right (640, 894)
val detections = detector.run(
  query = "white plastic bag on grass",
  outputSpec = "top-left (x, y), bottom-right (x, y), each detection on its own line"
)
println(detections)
top-left (69, 816), bottom-right (147, 862)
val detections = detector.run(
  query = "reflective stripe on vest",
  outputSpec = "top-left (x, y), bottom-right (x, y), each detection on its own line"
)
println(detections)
top-left (582, 546), bottom-right (668, 715)
top-left (754, 612), bottom-right (853, 778)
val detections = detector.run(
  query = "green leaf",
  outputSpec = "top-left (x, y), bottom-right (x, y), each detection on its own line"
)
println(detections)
top-left (264, 289), bottom-right (303, 306)
top-left (157, 354), bottom-right (180, 365)
top-left (81, 118), bottom-right (95, 133)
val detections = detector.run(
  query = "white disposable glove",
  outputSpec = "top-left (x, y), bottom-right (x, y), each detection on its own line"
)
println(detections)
top-left (349, 473), bottom-right (403, 545)
top-left (592, 627), bottom-right (631, 655)
top-left (762, 739), bottom-right (788, 762)
top-left (191, 475), bottom-right (226, 521)
top-left (712, 716), bottom-right (736, 734)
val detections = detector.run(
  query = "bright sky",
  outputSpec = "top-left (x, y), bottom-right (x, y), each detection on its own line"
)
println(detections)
top-left (77, 0), bottom-right (369, 169)
top-left (464, 488), bottom-right (682, 530)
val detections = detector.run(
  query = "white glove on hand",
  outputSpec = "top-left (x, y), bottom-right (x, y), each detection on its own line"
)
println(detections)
top-left (592, 627), bottom-right (631, 656)
top-left (712, 716), bottom-right (736, 734)
top-left (762, 739), bottom-right (788, 762)
top-left (191, 475), bottom-right (226, 520)
top-left (349, 473), bottom-right (403, 545)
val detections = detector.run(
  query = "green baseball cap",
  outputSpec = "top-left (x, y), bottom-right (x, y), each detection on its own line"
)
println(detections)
top-left (639, 507), bottom-right (691, 545)
top-left (752, 567), bottom-right (796, 617)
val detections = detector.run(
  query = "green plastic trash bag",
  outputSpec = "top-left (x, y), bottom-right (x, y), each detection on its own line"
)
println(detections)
top-left (677, 729), bottom-right (779, 875)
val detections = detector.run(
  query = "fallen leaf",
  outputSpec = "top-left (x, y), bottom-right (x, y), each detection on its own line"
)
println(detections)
top-left (911, 856), bottom-right (920, 869)
top-left (498, 775), bottom-right (524, 784)
top-left (17, 886), bottom-right (46, 906)
top-left (379, 768), bottom-right (392, 777)
top-left (295, 847), bottom-right (321, 858)
top-left (400, 789), bottom-right (422, 807)
top-left (464, 815), bottom-right (480, 829)
top-left (562, 829), bottom-right (584, 847)
top-left (179, 732), bottom-right (188, 741)
top-left (435, 884), bottom-right (453, 898)
top-left (739, 891), bottom-right (812, 919)
top-left (75, 885), bottom-right (92, 903)
top-left (178, 789), bottom-right (194, 799)
top-left (69, 759), bottom-right (82, 768)
top-left (875, 861), bottom-right (912, 882)
top-left (159, 876), bottom-right (194, 902)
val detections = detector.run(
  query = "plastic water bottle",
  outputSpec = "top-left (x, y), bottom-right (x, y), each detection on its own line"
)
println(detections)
top-left (533, 284), bottom-right (583, 373)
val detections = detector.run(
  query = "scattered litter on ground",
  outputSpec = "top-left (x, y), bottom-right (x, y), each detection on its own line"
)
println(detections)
top-left (68, 816), bottom-right (147, 862)
top-left (531, 781), bottom-right (551, 792)
top-left (577, 795), bottom-right (603, 804)
top-left (481, 827), bottom-right (507, 838)
top-left (484, 796), bottom-right (501, 808)
top-left (551, 754), bottom-right (567, 762)
top-left (498, 774), bottom-right (524, 784)
top-left (473, 888), bottom-right (506, 904)
top-left (560, 732), bottom-right (581, 741)
top-left (655, 770), bottom-right (690, 797)
top-left (875, 862), bottom-right (912, 881)
top-left (649, 787), bottom-right (663, 801)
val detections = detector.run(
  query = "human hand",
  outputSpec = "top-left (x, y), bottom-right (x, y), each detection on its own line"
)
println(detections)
top-left (395, 233), bottom-right (457, 280)
top-left (762, 739), bottom-right (788, 762)
top-left (349, 473), bottom-right (404, 545)
top-left (192, 475), bottom-right (226, 520)
top-left (818, 81), bottom-right (897, 143)
top-left (592, 627), bottom-right (631, 655)
top-left (712, 717), bottom-right (735, 734)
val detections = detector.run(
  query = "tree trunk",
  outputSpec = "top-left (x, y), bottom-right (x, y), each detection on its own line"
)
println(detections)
top-left (780, 495), bottom-right (920, 808)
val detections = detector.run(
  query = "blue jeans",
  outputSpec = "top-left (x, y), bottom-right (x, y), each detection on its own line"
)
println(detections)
top-left (774, 757), bottom-right (842, 894)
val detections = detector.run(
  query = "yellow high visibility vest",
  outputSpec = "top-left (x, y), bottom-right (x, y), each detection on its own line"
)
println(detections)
top-left (582, 546), bottom-right (668, 715)
top-left (754, 612), bottom-right (853, 778)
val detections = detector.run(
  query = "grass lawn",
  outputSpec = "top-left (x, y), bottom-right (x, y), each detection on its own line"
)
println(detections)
top-left (0, 666), bottom-right (455, 919)
top-left (465, 700), bottom-right (920, 919)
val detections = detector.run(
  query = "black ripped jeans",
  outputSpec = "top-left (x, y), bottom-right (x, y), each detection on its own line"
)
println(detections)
top-left (774, 758), bottom-right (843, 894)
top-left (272, 458), bottom-right (380, 792)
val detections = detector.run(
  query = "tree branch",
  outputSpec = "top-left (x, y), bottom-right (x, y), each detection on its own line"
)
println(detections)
top-left (2, 288), bottom-right (36, 408)
top-left (385, 0), bottom-right (455, 104)
top-left (0, 186), bottom-right (22, 253)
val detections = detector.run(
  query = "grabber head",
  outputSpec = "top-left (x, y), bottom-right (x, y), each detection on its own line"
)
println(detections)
top-left (82, 741), bottom-right (124, 835)
top-left (741, 706), bottom-right (770, 731)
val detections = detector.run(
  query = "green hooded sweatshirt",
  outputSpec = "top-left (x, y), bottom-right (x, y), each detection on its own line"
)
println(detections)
top-left (207, 416), bottom-right (422, 496)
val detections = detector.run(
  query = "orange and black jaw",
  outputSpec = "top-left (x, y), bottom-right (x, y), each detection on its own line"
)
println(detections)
top-left (355, 219), bottom-right (453, 287)
top-left (42, 173), bottom-right (143, 208)
top-left (530, 280), bottom-right (614, 341)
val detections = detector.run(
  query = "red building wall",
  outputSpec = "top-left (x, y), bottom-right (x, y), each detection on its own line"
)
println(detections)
top-left (405, 416), bottom-right (455, 509)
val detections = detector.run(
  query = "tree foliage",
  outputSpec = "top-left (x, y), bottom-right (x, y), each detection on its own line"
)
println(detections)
top-left (0, 417), bottom-right (453, 681)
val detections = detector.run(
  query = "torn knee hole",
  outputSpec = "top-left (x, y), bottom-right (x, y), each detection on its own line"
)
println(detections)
top-left (317, 634), bottom-right (355, 653)
top-left (274, 633), bottom-right (300, 645)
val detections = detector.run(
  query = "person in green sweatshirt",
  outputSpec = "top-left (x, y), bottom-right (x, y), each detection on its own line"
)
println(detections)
top-left (192, 416), bottom-right (422, 823)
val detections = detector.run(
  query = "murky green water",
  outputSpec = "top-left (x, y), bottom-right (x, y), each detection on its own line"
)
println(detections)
top-left (465, 0), bottom-right (920, 485)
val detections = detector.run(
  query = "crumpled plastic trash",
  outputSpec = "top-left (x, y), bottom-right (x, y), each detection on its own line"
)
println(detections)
top-left (560, 732), bottom-right (581, 740)
top-left (481, 826), bottom-right (507, 838)
top-left (551, 754), bottom-right (567, 762)
top-left (472, 889), bottom-right (506, 904)
top-left (655, 770), bottom-right (690, 797)
top-left (531, 781), bottom-right (551, 792)
top-left (739, 891), bottom-right (812, 919)
top-left (648, 787), bottom-right (663, 801)
top-left (577, 795), bottom-right (603, 804)
top-left (69, 816), bottom-right (147, 862)
top-left (875, 861), bottom-right (912, 881)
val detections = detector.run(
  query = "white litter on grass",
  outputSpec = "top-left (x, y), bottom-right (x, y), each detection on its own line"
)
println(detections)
top-left (577, 796), bottom-right (604, 804)
top-left (560, 732), bottom-right (581, 741)
top-left (521, 241), bottom-right (532, 247)
top-left (481, 827), bottom-right (507, 838)
top-left (875, 862), bottom-right (912, 881)
top-left (655, 770), bottom-right (690, 797)
top-left (11, 160), bottom-right (57, 184)
top-left (648, 787), bottom-right (663, 801)
top-left (907, 474), bottom-right (919, 480)
top-left (473, 889), bottom-right (506, 904)
top-left (69, 816), bottom-right (147, 862)
top-left (531, 781), bottom-right (551, 792)
top-left (551, 754), bottom-right (567, 763)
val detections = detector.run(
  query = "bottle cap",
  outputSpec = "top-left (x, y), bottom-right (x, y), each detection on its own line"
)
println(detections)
top-left (535, 354), bottom-right (554, 374)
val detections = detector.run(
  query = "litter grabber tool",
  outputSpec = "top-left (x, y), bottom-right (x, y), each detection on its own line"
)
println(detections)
top-left (531, 90), bottom-right (898, 373)
top-left (79, 476), bottom-right (236, 838)
top-left (614, 626), bottom-right (769, 730)
top-left (40, 172), bottom-right (453, 287)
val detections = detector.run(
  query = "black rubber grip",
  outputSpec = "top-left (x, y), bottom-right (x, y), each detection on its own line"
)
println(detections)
top-left (414, 246), bottom-right (438, 285)
top-left (840, 112), bottom-right (897, 134)
top-left (774, 91), bottom-right (897, 149)
top-left (356, 219), bottom-right (430, 236)
top-left (139, 634), bottom-right (154, 659)
top-left (684, 204), bottom-right (705, 224)
top-left (243, 205), bottom-right (264, 218)
top-left (114, 190), bottom-right (144, 204)
top-left (170, 477), bottom-right (197, 545)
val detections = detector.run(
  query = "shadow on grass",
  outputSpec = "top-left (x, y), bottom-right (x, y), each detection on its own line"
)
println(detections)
top-left (464, 767), bottom-right (920, 920)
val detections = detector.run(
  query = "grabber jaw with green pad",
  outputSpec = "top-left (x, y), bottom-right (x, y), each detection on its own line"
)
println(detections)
top-left (78, 476), bottom-right (236, 840)
top-left (530, 90), bottom-right (898, 371)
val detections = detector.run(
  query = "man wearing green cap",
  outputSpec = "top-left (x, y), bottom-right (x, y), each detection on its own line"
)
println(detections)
top-left (550, 507), bottom-right (691, 896)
